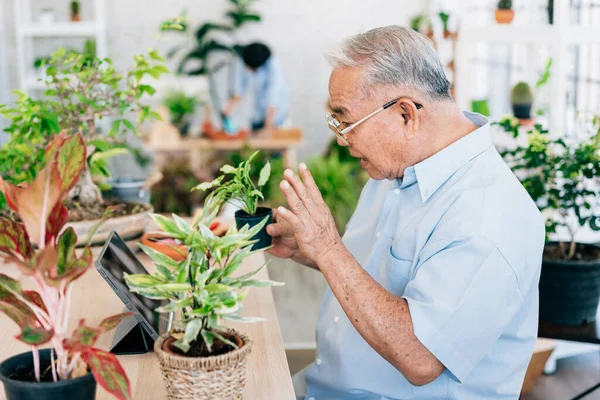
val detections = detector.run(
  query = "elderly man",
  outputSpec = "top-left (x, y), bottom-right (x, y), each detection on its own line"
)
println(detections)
top-left (267, 26), bottom-right (545, 399)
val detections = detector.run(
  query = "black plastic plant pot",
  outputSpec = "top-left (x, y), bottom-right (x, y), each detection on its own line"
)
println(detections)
top-left (512, 104), bottom-right (532, 119)
top-left (235, 207), bottom-right (273, 251)
top-left (0, 349), bottom-right (97, 400)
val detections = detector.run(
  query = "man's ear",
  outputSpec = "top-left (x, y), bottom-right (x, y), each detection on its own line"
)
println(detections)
top-left (395, 98), bottom-right (421, 139)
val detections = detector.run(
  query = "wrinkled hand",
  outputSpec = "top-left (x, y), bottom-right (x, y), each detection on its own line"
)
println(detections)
top-left (273, 163), bottom-right (342, 266)
top-left (266, 208), bottom-right (301, 260)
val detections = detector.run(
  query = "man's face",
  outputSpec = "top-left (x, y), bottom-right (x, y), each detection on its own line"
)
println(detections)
top-left (328, 67), bottom-right (420, 180)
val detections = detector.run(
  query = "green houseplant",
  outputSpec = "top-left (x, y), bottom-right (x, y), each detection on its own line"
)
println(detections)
top-left (439, 12), bottom-right (451, 39)
top-left (0, 133), bottom-right (132, 400)
top-left (498, 119), bottom-right (600, 325)
top-left (124, 201), bottom-right (282, 399)
top-left (495, 0), bottom-right (514, 24)
top-left (162, 90), bottom-right (199, 136)
top-left (70, 1), bottom-right (80, 22)
top-left (194, 151), bottom-right (272, 250)
top-left (511, 81), bottom-right (534, 119)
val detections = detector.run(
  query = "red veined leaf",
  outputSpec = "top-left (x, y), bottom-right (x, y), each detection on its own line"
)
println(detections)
top-left (0, 177), bottom-right (19, 212)
top-left (64, 323), bottom-right (103, 349)
top-left (45, 203), bottom-right (68, 244)
top-left (50, 245), bottom-right (93, 285)
top-left (44, 131), bottom-right (69, 162)
top-left (56, 227), bottom-right (78, 275)
top-left (46, 133), bottom-right (86, 195)
top-left (16, 325), bottom-right (54, 345)
top-left (22, 290), bottom-right (48, 314)
top-left (0, 299), bottom-right (37, 328)
top-left (82, 348), bottom-right (131, 400)
top-left (0, 217), bottom-right (34, 260)
top-left (98, 312), bottom-right (134, 332)
top-left (8, 165), bottom-right (63, 247)
top-left (0, 273), bottom-right (22, 295)
top-left (33, 246), bottom-right (58, 272)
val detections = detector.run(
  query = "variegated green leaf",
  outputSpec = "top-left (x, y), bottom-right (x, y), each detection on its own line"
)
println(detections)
top-left (257, 161), bottom-right (271, 187)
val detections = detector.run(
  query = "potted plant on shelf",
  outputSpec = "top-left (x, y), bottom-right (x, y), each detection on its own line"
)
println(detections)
top-left (439, 12), bottom-right (451, 39)
top-left (194, 151), bottom-right (272, 250)
top-left (124, 203), bottom-right (282, 399)
top-left (511, 82), bottom-right (534, 120)
top-left (0, 132), bottom-right (132, 400)
top-left (498, 120), bottom-right (600, 326)
top-left (70, 1), bottom-right (81, 22)
top-left (495, 0), bottom-right (515, 24)
top-left (162, 90), bottom-right (200, 136)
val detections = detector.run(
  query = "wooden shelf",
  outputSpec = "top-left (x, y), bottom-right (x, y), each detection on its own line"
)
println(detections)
top-left (20, 22), bottom-right (99, 37)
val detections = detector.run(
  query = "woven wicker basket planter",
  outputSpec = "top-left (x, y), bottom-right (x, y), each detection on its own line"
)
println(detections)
top-left (154, 330), bottom-right (252, 400)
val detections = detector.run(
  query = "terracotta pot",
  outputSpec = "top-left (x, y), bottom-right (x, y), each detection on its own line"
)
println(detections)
top-left (495, 9), bottom-right (515, 24)
top-left (140, 232), bottom-right (188, 261)
top-left (154, 330), bottom-right (252, 400)
top-left (204, 129), bottom-right (250, 141)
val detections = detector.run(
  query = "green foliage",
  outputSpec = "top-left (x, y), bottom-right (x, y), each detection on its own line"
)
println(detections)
top-left (409, 14), bottom-right (431, 32)
top-left (309, 145), bottom-right (369, 233)
top-left (194, 151), bottom-right (270, 215)
top-left (124, 210), bottom-right (282, 353)
top-left (498, 120), bottom-right (600, 259)
top-left (498, 0), bottom-right (513, 10)
top-left (224, 148), bottom-right (286, 207)
top-left (535, 58), bottom-right (553, 89)
top-left (162, 90), bottom-right (199, 127)
top-left (439, 12), bottom-right (450, 31)
top-left (171, 0), bottom-right (261, 76)
top-left (511, 82), bottom-right (534, 105)
top-left (0, 46), bottom-right (168, 208)
top-left (70, 1), bottom-right (80, 15)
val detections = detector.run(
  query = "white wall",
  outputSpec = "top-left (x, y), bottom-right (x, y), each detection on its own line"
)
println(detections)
top-left (1, 0), bottom-right (424, 160)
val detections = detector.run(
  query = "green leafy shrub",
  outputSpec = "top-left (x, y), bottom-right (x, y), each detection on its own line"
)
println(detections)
top-left (124, 205), bottom-right (282, 354)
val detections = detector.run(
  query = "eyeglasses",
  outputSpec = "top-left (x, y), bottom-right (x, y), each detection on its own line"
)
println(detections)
top-left (325, 98), bottom-right (423, 145)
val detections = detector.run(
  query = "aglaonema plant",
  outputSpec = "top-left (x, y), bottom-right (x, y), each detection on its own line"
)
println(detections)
top-left (193, 150), bottom-right (270, 216)
top-left (124, 198), bottom-right (282, 354)
top-left (0, 132), bottom-right (132, 399)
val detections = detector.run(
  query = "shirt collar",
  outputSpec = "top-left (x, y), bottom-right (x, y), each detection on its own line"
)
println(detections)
top-left (400, 111), bottom-right (491, 202)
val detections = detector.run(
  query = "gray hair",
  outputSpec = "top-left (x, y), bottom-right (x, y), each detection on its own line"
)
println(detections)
top-left (326, 25), bottom-right (451, 102)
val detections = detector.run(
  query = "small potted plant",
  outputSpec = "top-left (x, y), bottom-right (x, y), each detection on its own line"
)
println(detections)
top-left (495, 0), bottom-right (515, 24)
top-left (498, 119), bottom-right (600, 326)
top-left (70, 1), bottom-right (81, 22)
top-left (194, 151), bottom-right (272, 250)
top-left (39, 8), bottom-right (55, 24)
top-left (511, 81), bottom-right (534, 120)
top-left (439, 12), bottom-right (451, 39)
top-left (124, 203), bottom-right (282, 399)
top-left (0, 133), bottom-right (131, 400)
top-left (162, 90), bottom-right (199, 136)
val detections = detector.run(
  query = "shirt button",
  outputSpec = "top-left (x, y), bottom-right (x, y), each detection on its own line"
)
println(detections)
top-left (316, 358), bottom-right (322, 365)
top-left (334, 316), bottom-right (340, 323)
top-left (394, 188), bottom-right (400, 195)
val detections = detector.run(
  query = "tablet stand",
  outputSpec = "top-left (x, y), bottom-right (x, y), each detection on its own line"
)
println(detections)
top-left (110, 312), bottom-right (155, 355)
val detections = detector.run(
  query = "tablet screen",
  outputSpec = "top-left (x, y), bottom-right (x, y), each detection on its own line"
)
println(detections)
top-left (97, 232), bottom-right (170, 335)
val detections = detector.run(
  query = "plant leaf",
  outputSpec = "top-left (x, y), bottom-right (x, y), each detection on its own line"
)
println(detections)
top-left (204, 283), bottom-right (233, 294)
top-left (224, 314), bottom-right (265, 323)
top-left (176, 318), bottom-right (203, 353)
top-left (0, 217), bottom-right (34, 260)
top-left (220, 164), bottom-right (237, 174)
top-left (16, 325), bottom-right (54, 345)
top-left (99, 312), bottom-right (134, 331)
top-left (46, 132), bottom-right (87, 194)
top-left (45, 203), bottom-right (68, 244)
top-left (82, 348), bottom-right (131, 400)
top-left (200, 329), bottom-right (214, 353)
top-left (258, 161), bottom-right (271, 187)
top-left (211, 330), bottom-right (238, 349)
top-left (138, 243), bottom-right (181, 270)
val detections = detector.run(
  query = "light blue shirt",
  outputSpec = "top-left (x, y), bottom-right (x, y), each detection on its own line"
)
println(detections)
top-left (234, 56), bottom-right (290, 126)
top-left (303, 112), bottom-right (545, 400)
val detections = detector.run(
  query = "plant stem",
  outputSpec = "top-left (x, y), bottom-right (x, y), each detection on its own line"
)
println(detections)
top-left (32, 346), bottom-right (41, 382)
top-left (50, 347), bottom-right (57, 382)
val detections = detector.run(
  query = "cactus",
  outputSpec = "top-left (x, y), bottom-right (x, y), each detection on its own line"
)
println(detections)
top-left (497, 0), bottom-right (512, 10)
top-left (71, 1), bottom-right (80, 15)
top-left (511, 82), bottom-right (534, 105)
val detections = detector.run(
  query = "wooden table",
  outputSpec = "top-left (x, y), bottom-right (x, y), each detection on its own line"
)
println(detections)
top-left (0, 251), bottom-right (294, 400)
top-left (147, 129), bottom-right (304, 170)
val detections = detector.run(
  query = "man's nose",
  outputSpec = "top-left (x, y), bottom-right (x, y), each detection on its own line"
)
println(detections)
top-left (337, 135), bottom-right (349, 147)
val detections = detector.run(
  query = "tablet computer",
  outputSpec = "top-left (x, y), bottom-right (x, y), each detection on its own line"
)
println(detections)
top-left (95, 231), bottom-right (173, 354)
